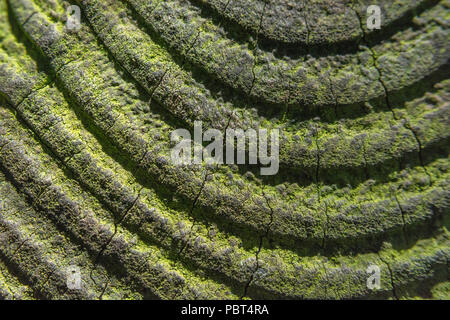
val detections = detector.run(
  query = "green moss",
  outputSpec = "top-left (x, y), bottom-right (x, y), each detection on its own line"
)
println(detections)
top-left (0, 0), bottom-right (448, 299)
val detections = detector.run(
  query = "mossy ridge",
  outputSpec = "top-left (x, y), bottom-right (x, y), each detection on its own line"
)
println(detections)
top-left (0, 106), bottom-right (447, 299)
top-left (0, 169), bottom-right (140, 300)
top-left (249, 230), bottom-right (449, 299)
top-left (0, 37), bottom-right (258, 295)
top-left (0, 258), bottom-right (34, 300)
top-left (1, 0), bottom-right (448, 298)
top-left (14, 0), bottom-right (446, 194)
top-left (429, 281), bottom-right (450, 299)
top-left (281, 80), bottom-right (450, 171)
top-left (1, 30), bottom-right (448, 248)
top-left (2, 42), bottom-right (448, 299)
top-left (7, 0), bottom-right (449, 247)
top-left (0, 218), bottom-right (89, 299)
top-left (75, 0), bottom-right (449, 173)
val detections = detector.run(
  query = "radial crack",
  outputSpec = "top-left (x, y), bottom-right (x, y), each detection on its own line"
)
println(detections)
top-left (351, 3), bottom-right (433, 185)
